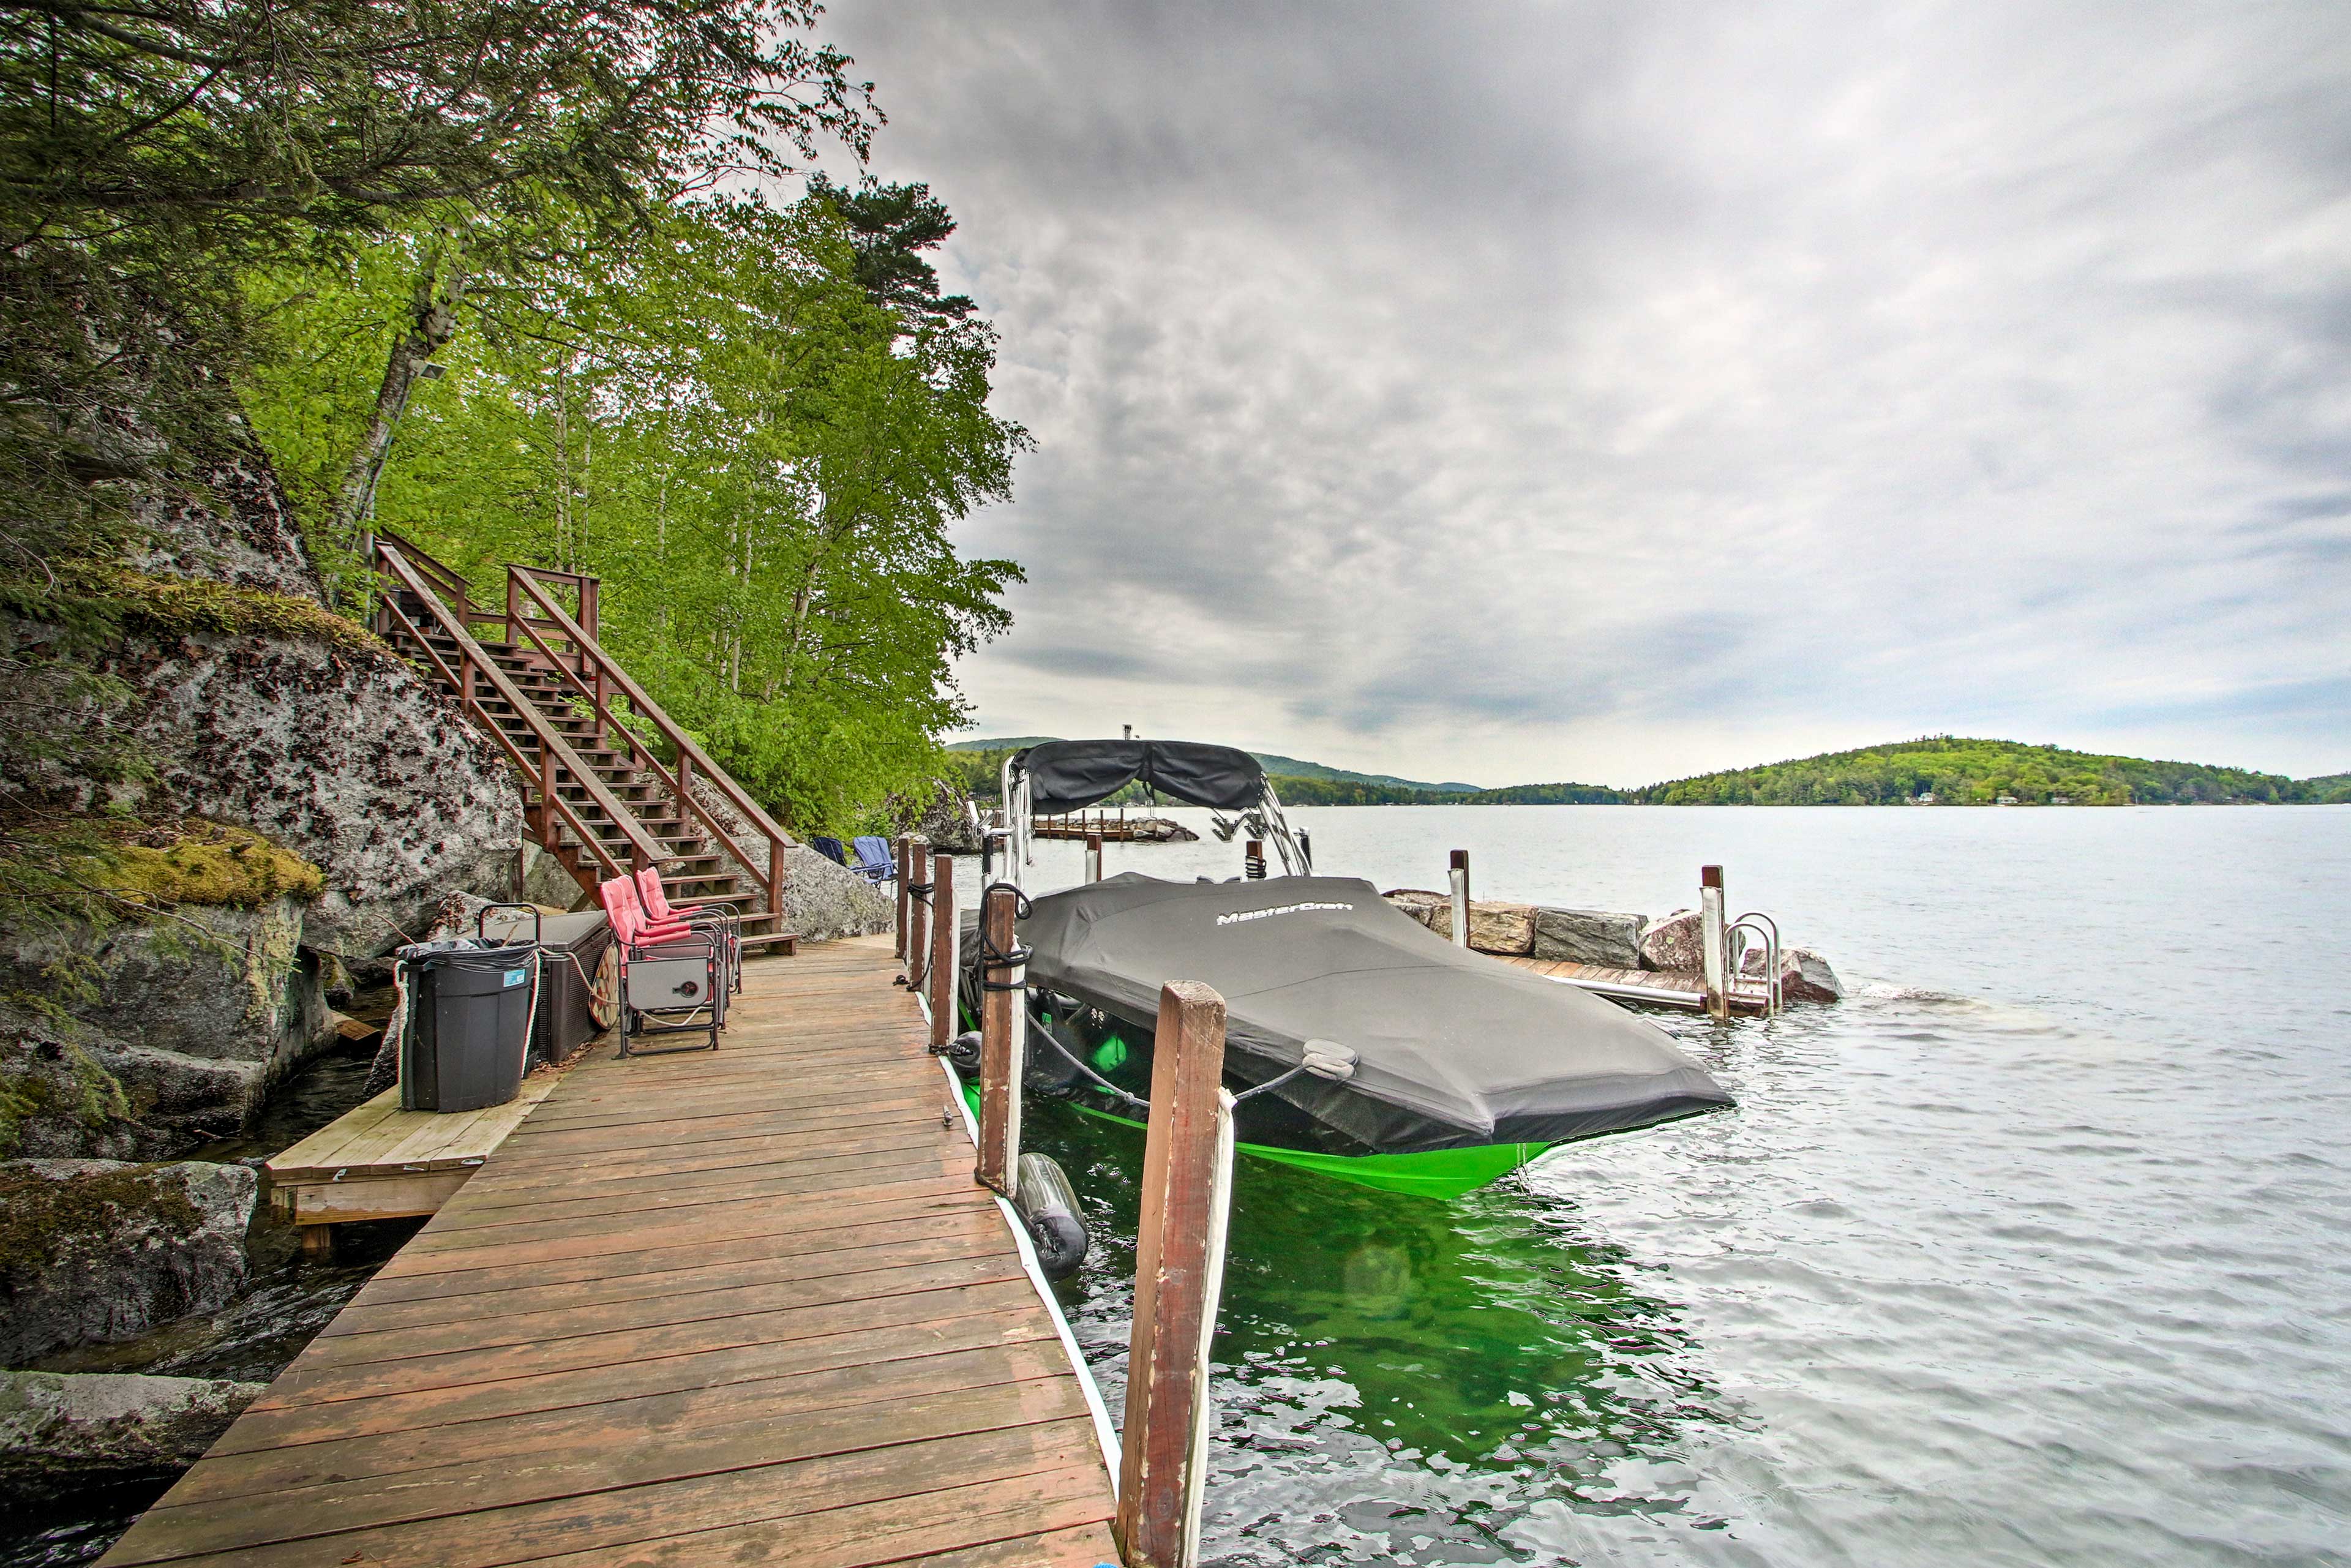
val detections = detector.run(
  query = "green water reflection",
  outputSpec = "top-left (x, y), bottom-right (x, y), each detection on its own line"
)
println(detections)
top-left (1024, 1098), bottom-right (1742, 1560)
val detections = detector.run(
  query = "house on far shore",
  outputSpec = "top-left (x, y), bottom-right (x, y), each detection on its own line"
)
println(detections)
top-left (2050, 794), bottom-right (2073, 805)
top-left (1911, 792), bottom-right (1936, 805)
top-left (1997, 794), bottom-right (2020, 806)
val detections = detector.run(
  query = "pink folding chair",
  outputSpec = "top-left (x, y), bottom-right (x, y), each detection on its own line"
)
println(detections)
top-left (635, 866), bottom-right (741, 997)
top-left (597, 875), bottom-right (722, 1056)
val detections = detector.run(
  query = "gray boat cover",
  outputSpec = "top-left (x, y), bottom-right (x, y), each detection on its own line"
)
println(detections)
top-left (1013, 739), bottom-right (1265, 816)
top-left (1018, 873), bottom-right (1733, 1152)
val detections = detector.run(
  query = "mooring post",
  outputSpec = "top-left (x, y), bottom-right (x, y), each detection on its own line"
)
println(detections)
top-left (893, 833), bottom-right (912, 959)
top-left (1085, 831), bottom-right (1104, 883)
top-left (1116, 981), bottom-right (1235, 1568)
top-left (928, 852), bottom-right (957, 1052)
top-left (906, 841), bottom-right (931, 988)
top-left (976, 881), bottom-right (1025, 1198)
top-left (1245, 838), bottom-right (1265, 880)
top-left (1449, 849), bottom-right (1472, 949)
top-left (1700, 865), bottom-right (1727, 1021)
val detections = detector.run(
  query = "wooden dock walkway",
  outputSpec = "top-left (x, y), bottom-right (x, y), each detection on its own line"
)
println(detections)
top-left (1499, 953), bottom-right (1772, 1015)
top-left (100, 937), bottom-right (1120, 1568)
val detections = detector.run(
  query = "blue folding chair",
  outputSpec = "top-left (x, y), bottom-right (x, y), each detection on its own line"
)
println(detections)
top-left (809, 835), bottom-right (849, 867)
top-left (849, 835), bottom-right (897, 885)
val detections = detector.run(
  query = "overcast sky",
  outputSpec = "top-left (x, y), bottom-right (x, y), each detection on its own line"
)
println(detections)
top-left (823, 3), bottom-right (2350, 789)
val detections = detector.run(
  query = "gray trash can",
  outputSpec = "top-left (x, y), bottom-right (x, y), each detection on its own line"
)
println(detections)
top-left (396, 939), bottom-right (540, 1112)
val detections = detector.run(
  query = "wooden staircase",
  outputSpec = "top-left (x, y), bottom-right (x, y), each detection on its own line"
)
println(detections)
top-left (369, 534), bottom-right (799, 955)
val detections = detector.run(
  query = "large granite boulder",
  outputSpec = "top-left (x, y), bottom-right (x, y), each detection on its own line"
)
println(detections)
top-left (1637, 909), bottom-right (1705, 972)
top-left (1382, 888), bottom-right (1449, 933)
top-left (84, 620), bottom-right (522, 958)
top-left (1741, 945), bottom-right (1844, 1004)
top-left (1463, 901), bottom-right (1535, 956)
top-left (1531, 907), bottom-right (1644, 968)
top-left (1376, 891), bottom-right (1534, 955)
top-left (774, 845), bottom-right (895, 941)
top-left (0, 1010), bottom-right (277, 1160)
top-left (685, 782), bottom-right (893, 942)
top-left (0, 1370), bottom-right (264, 1502)
top-left (4, 896), bottom-right (326, 1089)
top-left (0, 1160), bottom-right (255, 1364)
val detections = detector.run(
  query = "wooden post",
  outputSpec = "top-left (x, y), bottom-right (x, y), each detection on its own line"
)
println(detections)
top-left (1116, 981), bottom-right (1235, 1568)
top-left (975, 881), bottom-right (1024, 1199)
top-left (893, 834), bottom-right (913, 958)
top-left (906, 841), bottom-right (930, 988)
top-left (765, 831), bottom-right (784, 941)
top-left (1700, 865), bottom-right (1727, 1021)
top-left (1448, 849), bottom-right (1471, 950)
top-left (1245, 839), bottom-right (1264, 880)
top-left (928, 852), bottom-right (956, 1053)
top-left (1085, 831), bottom-right (1104, 883)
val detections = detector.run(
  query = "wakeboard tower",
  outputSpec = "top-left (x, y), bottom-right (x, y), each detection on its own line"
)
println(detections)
top-left (950, 740), bottom-right (1733, 1199)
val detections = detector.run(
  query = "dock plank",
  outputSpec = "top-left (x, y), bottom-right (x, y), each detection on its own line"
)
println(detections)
top-left (101, 939), bottom-right (1118, 1568)
top-left (1498, 953), bottom-right (1774, 1013)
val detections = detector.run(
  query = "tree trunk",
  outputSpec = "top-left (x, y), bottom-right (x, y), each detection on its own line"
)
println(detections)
top-left (334, 238), bottom-right (468, 561)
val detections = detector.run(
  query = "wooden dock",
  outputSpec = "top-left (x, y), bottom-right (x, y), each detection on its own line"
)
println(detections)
top-left (1029, 810), bottom-right (1172, 842)
top-left (265, 1074), bottom-right (566, 1242)
top-left (1499, 954), bottom-right (1773, 1015)
top-left (101, 937), bottom-right (1120, 1568)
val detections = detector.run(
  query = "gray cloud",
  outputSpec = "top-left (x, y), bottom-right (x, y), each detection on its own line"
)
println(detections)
top-left (825, 2), bottom-right (2351, 785)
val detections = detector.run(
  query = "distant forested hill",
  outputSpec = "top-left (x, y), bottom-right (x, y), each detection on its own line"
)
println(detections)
top-left (948, 735), bottom-right (2344, 808)
top-left (1460, 782), bottom-right (1630, 805)
top-left (1635, 737), bottom-right (2328, 806)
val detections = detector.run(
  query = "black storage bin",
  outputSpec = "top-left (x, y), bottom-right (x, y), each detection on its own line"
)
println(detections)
top-left (397, 941), bottom-right (539, 1112)
top-left (479, 909), bottom-right (613, 1065)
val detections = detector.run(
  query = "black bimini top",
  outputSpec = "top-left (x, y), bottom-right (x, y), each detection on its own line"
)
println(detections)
top-left (1018, 873), bottom-right (1733, 1153)
top-left (1012, 739), bottom-right (1265, 816)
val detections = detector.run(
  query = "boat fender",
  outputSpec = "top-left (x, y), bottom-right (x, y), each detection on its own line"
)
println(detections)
top-left (1013, 1152), bottom-right (1088, 1281)
top-left (943, 1029), bottom-right (981, 1071)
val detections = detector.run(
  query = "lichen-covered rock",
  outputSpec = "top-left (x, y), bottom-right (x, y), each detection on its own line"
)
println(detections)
top-left (89, 625), bottom-right (520, 957)
top-left (1531, 907), bottom-right (1645, 967)
top-left (0, 1369), bottom-right (264, 1502)
top-left (1637, 909), bottom-right (1705, 972)
top-left (1741, 945), bottom-right (1844, 1004)
top-left (123, 440), bottom-right (328, 606)
top-left (0, 1160), bottom-right (255, 1364)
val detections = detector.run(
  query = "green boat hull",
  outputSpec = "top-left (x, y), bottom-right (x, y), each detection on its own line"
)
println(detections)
top-left (958, 1082), bottom-right (1547, 1199)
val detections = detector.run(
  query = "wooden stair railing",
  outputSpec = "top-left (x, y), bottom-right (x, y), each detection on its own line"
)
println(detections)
top-left (501, 567), bottom-right (794, 929)
top-left (372, 542), bottom-right (669, 887)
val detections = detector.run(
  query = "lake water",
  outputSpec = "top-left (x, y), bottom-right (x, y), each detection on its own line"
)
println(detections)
top-left (993, 805), bottom-right (2351, 1567)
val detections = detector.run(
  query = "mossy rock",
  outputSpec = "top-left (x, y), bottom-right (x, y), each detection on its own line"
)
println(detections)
top-left (99, 820), bottom-right (324, 907)
top-left (0, 1160), bottom-right (255, 1363)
